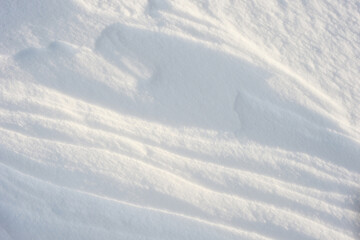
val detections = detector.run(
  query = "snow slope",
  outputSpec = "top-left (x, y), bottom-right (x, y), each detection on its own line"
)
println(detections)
top-left (0, 0), bottom-right (359, 239)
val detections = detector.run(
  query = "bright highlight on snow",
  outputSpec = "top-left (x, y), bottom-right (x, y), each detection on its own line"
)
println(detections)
top-left (0, 0), bottom-right (359, 239)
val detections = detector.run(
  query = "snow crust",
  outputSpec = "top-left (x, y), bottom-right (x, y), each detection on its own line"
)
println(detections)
top-left (0, 0), bottom-right (359, 239)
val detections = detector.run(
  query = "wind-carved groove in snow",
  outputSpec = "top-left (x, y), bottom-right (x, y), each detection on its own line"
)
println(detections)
top-left (0, 128), bottom-right (357, 240)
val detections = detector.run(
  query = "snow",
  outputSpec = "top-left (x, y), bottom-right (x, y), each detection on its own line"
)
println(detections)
top-left (0, 0), bottom-right (360, 239)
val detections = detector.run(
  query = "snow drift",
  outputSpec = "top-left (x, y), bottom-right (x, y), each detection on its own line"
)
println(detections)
top-left (0, 0), bottom-right (359, 239)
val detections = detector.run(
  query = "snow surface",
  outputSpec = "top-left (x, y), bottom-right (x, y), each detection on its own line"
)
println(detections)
top-left (1, 0), bottom-right (360, 239)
